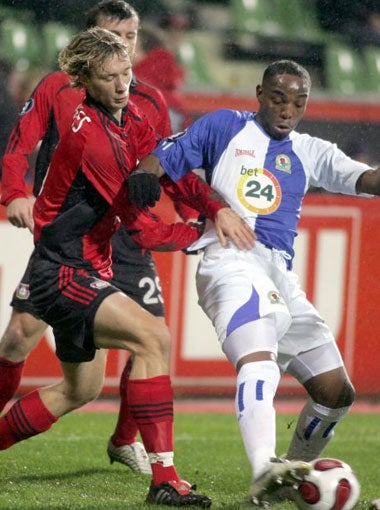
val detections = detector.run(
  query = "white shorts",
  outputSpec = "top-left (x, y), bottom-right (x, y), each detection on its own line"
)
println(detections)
top-left (196, 241), bottom-right (335, 362)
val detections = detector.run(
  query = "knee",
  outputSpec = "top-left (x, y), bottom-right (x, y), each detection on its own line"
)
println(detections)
top-left (337, 380), bottom-right (356, 408)
top-left (306, 376), bottom-right (356, 409)
top-left (327, 379), bottom-right (356, 408)
top-left (64, 383), bottom-right (102, 410)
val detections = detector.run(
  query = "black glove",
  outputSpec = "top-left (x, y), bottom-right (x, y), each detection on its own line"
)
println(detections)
top-left (128, 170), bottom-right (161, 207)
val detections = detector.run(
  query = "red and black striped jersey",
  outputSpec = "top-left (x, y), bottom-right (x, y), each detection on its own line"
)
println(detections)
top-left (1, 71), bottom-right (171, 206)
top-left (33, 98), bottom-right (200, 279)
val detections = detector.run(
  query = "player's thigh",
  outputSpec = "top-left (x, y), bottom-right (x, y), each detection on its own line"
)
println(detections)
top-left (93, 291), bottom-right (171, 355)
top-left (197, 248), bottom-right (290, 346)
top-left (39, 350), bottom-right (107, 415)
top-left (223, 315), bottom-right (278, 368)
top-left (60, 348), bottom-right (107, 401)
top-left (278, 278), bottom-right (334, 359)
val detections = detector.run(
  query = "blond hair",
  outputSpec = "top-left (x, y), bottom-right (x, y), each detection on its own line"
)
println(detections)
top-left (58, 27), bottom-right (130, 87)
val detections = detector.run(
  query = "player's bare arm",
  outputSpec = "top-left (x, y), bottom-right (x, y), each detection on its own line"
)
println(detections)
top-left (6, 197), bottom-right (35, 233)
top-left (136, 154), bottom-right (164, 177)
top-left (356, 168), bottom-right (380, 195)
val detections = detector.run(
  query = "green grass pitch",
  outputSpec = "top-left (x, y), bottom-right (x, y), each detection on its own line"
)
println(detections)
top-left (0, 409), bottom-right (378, 509)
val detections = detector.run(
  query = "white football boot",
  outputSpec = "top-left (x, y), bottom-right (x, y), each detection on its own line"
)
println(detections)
top-left (107, 439), bottom-right (152, 474)
top-left (250, 457), bottom-right (312, 507)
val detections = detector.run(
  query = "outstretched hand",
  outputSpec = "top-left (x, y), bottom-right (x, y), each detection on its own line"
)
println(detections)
top-left (215, 208), bottom-right (256, 250)
top-left (7, 197), bottom-right (35, 233)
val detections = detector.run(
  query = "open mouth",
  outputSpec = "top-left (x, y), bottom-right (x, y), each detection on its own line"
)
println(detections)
top-left (274, 124), bottom-right (291, 136)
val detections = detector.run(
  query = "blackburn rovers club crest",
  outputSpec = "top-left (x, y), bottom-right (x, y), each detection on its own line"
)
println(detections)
top-left (237, 166), bottom-right (282, 214)
top-left (275, 154), bottom-right (292, 173)
top-left (268, 290), bottom-right (285, 305)
top-left (15, 283), bottom-right (30, 300)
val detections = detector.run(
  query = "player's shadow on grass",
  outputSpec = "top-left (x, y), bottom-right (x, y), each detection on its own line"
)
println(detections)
top-left (4, 467), bottom-right (147, 483)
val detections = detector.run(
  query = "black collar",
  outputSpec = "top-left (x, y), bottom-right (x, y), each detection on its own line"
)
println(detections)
top-left (84, 94), bottom-right (127, 126)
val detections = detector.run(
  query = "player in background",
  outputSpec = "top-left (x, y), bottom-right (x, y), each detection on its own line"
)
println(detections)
top-left (127, 59), bottom-right (380, 506)
top-left (0, 27), bottom-right (255, 507)
top-left (0, 0), bottom-right (197, 475)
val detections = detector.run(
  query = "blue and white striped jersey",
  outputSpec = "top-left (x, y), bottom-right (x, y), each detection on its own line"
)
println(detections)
top-left (153, 109), bottom-right (370, 261)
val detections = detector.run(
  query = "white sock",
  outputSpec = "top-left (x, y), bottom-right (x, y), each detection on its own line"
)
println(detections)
top-left (235, 361), bottom-right (280, 480)
top-left (286, 398), bottom-right (351, 461)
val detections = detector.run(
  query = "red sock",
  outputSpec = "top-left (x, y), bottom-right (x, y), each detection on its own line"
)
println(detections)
top-left (111, 357), bottom-right (139, 446)
top-left (128, 375), bottom-right (179, 484)
top-left (0, 357), bottom-right (25, 413)
top-left (0, 390), bottom-right (58, 450)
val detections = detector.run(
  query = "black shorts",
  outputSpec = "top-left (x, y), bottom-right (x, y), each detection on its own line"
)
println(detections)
top-left (110, 227), bottom-right (165, 317)
top-left (11, 228), bottom-right (165, 319)
top-left (29, 252), bottom-right (119, 363)
top-left (10, 261), bottom-right (39, 316)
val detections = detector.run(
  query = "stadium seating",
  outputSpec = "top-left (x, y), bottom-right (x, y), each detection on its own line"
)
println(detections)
top-left (0, 2), bottom-right (378, 97)
top-left (324, 42), bottom-right (366, 95)
top-left (230, 0), bottom-right (285, 38)
top-left (42, 22), bottom-right (76, 68)
top-left (272, 0), bottom-right (325, 43)
top-left (227, 0), bottom-right (326, 69)
top-left (0, 18), bottom-right (40, 69)
top-left (178, 32), bottom-right (215, 87)
top-left (363, 46), bottom-right (380, 93)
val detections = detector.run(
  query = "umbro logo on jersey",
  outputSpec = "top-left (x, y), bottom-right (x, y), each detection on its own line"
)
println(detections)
top-left (275, 154), bottom-right (292, 173)
top-left (235, 148), bottom-right (256, 158)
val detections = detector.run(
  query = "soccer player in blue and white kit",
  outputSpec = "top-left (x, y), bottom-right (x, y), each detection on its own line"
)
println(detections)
top-left (129, 59), bottom-right (380, 505)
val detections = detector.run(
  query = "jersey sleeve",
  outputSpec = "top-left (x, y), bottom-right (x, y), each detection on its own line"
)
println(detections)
top-left (116, 195), bottom-right (200, 251)
top-left (161, 172), bottom-right (228, 222)
top-left (152, 109), bottom-right (245, 183)
top-left (172, 197), bottom-right (200, 222)
top-left (301, 135), bottom-right (372, 195)
top-left (1, 73), bottom-right (58, 205)
top-left (110, 175), bottom-right (200, 251)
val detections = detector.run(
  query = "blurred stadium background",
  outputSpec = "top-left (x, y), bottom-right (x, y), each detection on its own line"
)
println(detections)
top-left (1, 0), bottom-right (380, 399)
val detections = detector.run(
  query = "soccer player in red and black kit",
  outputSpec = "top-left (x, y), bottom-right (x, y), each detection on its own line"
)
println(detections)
top-left (0, 26), bottom-right (254, 507)
top-left (0, 0), bottom-right (197, 475)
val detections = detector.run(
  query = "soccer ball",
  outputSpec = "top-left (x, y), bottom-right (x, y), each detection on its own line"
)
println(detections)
top-left (294, 458), bottom-right (360, 510)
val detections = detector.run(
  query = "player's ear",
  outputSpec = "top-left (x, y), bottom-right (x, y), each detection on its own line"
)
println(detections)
top-left (256, 84), bottom-right (263, 102)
